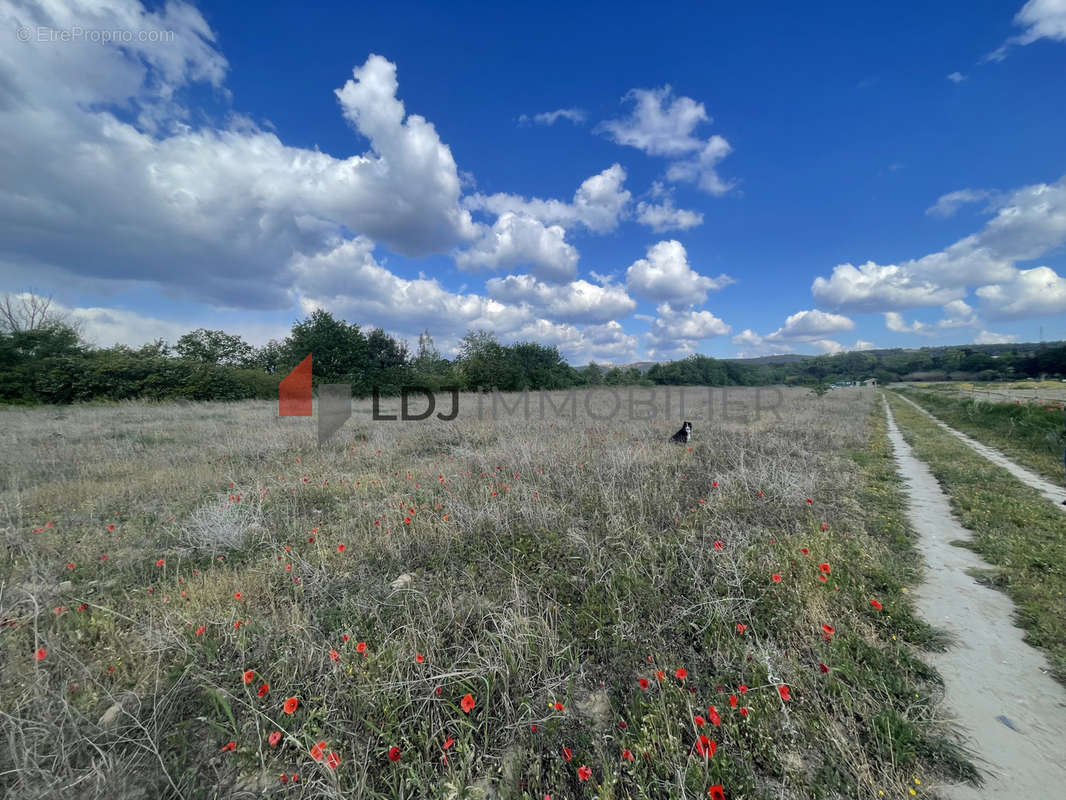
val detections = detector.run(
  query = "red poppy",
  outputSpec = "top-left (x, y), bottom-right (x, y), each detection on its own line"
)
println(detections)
top-left (388, 746), bottom-right (401, 762)
top-left (820, 522), bottom-right (827, 531)
top-left (434, 685), bottom-right (443, 696)
top-left (553, 701), bottom-right (564, 711)
top-left (268, 730), bottom-right (281, 747)
top-left (155, 559), bottom-right (165, 567)
top-left (442, 738), bottom-right (455, 750)
top-left (416, 653), bottom-right (425, 663)
top-left (818, 563), bottom-right (831, 574)
top-left (822, 624), bottom-right (835, 637)
top-left (221, 741), bottom-right (236, 752)
top-left (638, 678), bottom-right (650, 690)
top-left (870, 598), bottom-right (883, 610)
top-left (622, 748), bottom-right (634, 761)
top-left (817, 574), bottom-right (828, 583)
top-left (337, 544), bottom-right (345, 553)
top-left (310, 741), bottom-right (325, 761)
top-left (819, 663), bottom-right (830, 673)
top-left (66, 562), bottom-right (75, 570)
top-left (728, 694), bottom-right (738, 708)
top-left (805, 498), bottom-right (813, 504)
top-left (738, 707), bottom-right (749, 717)
top-left (656, 670), bottom-right (665, 682)
top-left (258, 683), bottom-right (269, 697)
top-left (35, 647), bottom-right (46, 662)
top-left (234, 592), bottom-right (242, 600)
top-left (675, 668), bottom-right (688, 680)
top-left (562, 746), bottom-right (572, 761)
top-left (713, 540), bottom-right (723, 550)
top-left (738, 684), bottom-right (748, 694)
top-left (326, 751), bottom-right (339, 769)
top-left (461, 693), bottom-right (476, 713)
top-left (242, 669), bottom-right (254, 684)
top-left (772, 573), bottom-right (782, 583)
top-left (707, 706), bottom-right (721, 726)
top-left (708, 785), bottom-right (726, 800)
top-left (329, 649), bottom-right (339, 662)
top-left (577, 764), bottom-right (592, 781)
top-left (778, 685), bottom-right (791, 701)
top-left (694, 715), bottom-right (706, 726)
top-left (695, 735), bottom-right (716, 758)
top-left (108, 524), bottom-right (115, 531)
top-left (735, 623), bottom-right (747, 635)
top-left (356, 641), bottom-right (366, 653)
top-left (195, 625), bottom-right (205, 636)
top-left (800, 548), bottom-right (809, 556)
top-left (283, 697), bottom-right (299, 714)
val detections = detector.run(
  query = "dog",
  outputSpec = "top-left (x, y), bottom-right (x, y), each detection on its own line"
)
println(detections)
top-left (670, 421), bottom-right (692, 444)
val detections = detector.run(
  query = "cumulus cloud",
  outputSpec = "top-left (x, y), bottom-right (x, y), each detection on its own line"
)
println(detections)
top-left (625, 240), bottom-right (734, 307)
top-left (518, 108), bottom-right (586, 126)
top-left (974, 330), bottom-right (1019, 344)
top-left (884, 312), bottom-right (934, 336)
top-left (764, 309), bottom-right (855, 342)
top-left (0, 2), bottom-right (478, 309)
top-left (813, 174), bottom-right (1066, 313)
top-left (645, 303), bottom-right (731, 358)
top-left (464, 164), bottom-right (632, 234)
top-left (925, 188), bottom-right (991, 218)
top-left (597, 85), bottom-right (735, 195)
top-left (635, 194), bottom-right (704, 232)
top-left (810, 340), bottom-right (844, 354)
top-left (454, 213), bottom-right (578, 282)
top-left (947, 72), bottom-right (967, 83)
top-left (976, 265), bottom-right (1066, 319)
top-left (937, 299), bottom-right (979, 328)
top-left (987, 0), bottom-right (1066, 60)
top-left (484, 274), bottom-right (637, 324)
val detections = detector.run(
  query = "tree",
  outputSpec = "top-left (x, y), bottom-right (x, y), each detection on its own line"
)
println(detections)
top-left (175, 329), bottom-right (253, 366)
top-left (0, 291), bottom-right (78, 333)
top-left (279, 309), bottom-right (368, 385)
top-left (457, 330), bottom-right (521, 391)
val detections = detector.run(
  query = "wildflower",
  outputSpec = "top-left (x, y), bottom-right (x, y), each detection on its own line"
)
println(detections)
top-left (707, 706), bottom-right (721, 726)
top-left (283, 697), bottom-right (299, 714)
top-left (242, 670), bottom-right (254, 684)
top-left (739, 707), bottom-right (749, 717)
top-left (694, 714), bottom-right (706, 727)
top-left (66, 562), bottom-right (75, 570)
top-left (326, 751), bottom-right (339, 770)
top-left (818, 574), bottom-right (828, 583)
top-left (195, 625), bottom-right (206, 636)
top-left (818, 563), bottom-right (831, 574)
top-left (772, 573), bottom-right (782, 583)
top-left (713, 540), bottom-right (724, 550)
top-left (310, 741), bottom-right (325, 761)
top-left (738, 684), bottom-right (748, 694)
top-left (708, 785), bottom-right (726, 800)
top-left (800, 548), bottom-right (809, 556)
top-left (268, 731), bottom-right (281, 747)
top-left (108, 524), bottom-right (115, 531)
top-left (443, 738), bottom-right (455, 750)
top-left (728, 694), bottom-right (738, 708)
top-left (416, 653), bottom-right (425, 663)
top-left (675, 667), bottom-right (687, 681)
top-left (100, 554), bottom-right (108, 561)
top-left (356, 641), bottom-right (366, 653)
top-left (821, 522), bottom-right (828, 531)
top-left (337, 544), bottom-right (345, 553)
top-left (329, 649), bottom-right (339, 662)
top-left (553, 701), bottom-right (564, 711)
top-left (461, 693), bottom-right (476, 713)
top-left (656, 670), bottom-right (665, 681)
top-left (434, 685), bottom-right (443, 696)
top-left (221, 741), bottom-right (236, 752)
top-left (35, 647), bottom-right (47, 662)
top-left (806, 498), bottom-right (813, 504)
top-left (562, 746), bottom-right (572, 761)
top-left (778, 685), bottom-right (791, 701)
top-left (156, 559), bottom-right (165, 567)
top-left (622, 748), bottom-right (634, 761)
top-left (735, 623), bottom-right (747, 635)
top-left (695, 735), bottom-right (716, 758)
top-left (577, 765), bottom-right (592, 781)
top-left (822, 624), bottom-right (835, 637)
top-left (258, 683), bottom-right (269, 697)
top-left (638, 678), bottom-right (650, 690)
top-left (388, 746), bottom-right (401, 762)
top-left (234, 592), bottom-right (242, 600)
top-left (870, 598), bottom-right (883, 611)
top-left (819, 663), bottom-right (830, 673)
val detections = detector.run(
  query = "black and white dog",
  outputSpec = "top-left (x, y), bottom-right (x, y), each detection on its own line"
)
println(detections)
top-left (670, 421), bottom-right (693, 444)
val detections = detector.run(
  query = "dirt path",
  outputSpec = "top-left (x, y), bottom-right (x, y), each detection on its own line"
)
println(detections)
top-left (893, 391), bottom-right (1066, 510)
top-left (883, 396), bottom-right (1066, 799)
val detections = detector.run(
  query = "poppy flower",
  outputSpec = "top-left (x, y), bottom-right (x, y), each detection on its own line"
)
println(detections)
top-left (638, 678), bottom-right (650, 690)
top-left (326, 751), bottom-right (339, 770)
top-left (66, 562), bottom-right (75, 570)
top-left (805, 498), bottom-right (813, 504)
top-left (870, 598), bottom-right (883, 610)
top-left (442, 738), bottom-right (455, 750)
top-left (416, 653), bottom-right (425, 663)
top-left (817, 574), bottom-right (828, 583)
top-left (434, 685), bottom-right (443, 696)
top-left (772, 573), bottom-right (782, 583)
top-left (800, 548), bottom-right (809, 556)
top-left (268, 730), bottom-right (281, 747)
top-left (737, 684), bottom-right (748, 694)
top-left (388, 746), bottom-right (401, 762)
top-left (562, 746), bottom-right (572, 762)
top-left (329, 649), bottom-right (339, 662)
top-left (553, 701), bottom-right (564, 711)
top-left (108, 524), bottom-right (115, 531)
top-left (778, 685), bottom-right (791, 701)
top-left (728, 694), bottom-right (738, 708)
top-left (577, 765), bottom-right (592, 781)
top-left (819, 663), bottom-right (830, 673)
top-left (258, 683), bottom-right (269, 697)
top-left (221, 741), bottom-right (236, 752)
top-left (695, 735), bottom-right (716, 758)
top-left (234, 592), bottom-right (242, 600)
top-left (675, 668), bottom-right (688, 680)
top-left (709, 785), bottom-right (726, 800)
top-left (356, 641), bottom-right (366, 653)
top-left (694, 715), bottom-right (706, 727)
top-left (283, 697), bottom-right (299, 714)
top-left (337, 544), bottom-right (345, 553)
top-left (818, 563), bottom-right (831, 574)
top-left (242, 670), bottom-right (254, 684)
top-left (310, 741), bottom-right (325, 761)
top-left (622, 748), bottom-right (635, 761)
top-left (155, 559), bottom-right (165, 567)
top-left (822, 624), bottom-right (835, 637)
top-left (735, 623), bottom-right (747, 635)
top-left (461, 693), bottom-right (476, 713)
top-left (195, 625), bottom-right (205, 636)
top-left (707, 706), bottom-right (721, 726)
top-left (713, 540), bottom-right (723, 550)
top-left (656, 670), bottom-right (665, 682)
top-left (820, 522), bottom-right (828, 531)
top-left (35, 647), bottom-right (46, 662)
top-left (738, 707), bottom-right (749, 717)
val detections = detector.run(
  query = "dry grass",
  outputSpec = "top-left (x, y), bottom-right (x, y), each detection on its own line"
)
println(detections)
top-left (0, 387), bottom-right (972, 799)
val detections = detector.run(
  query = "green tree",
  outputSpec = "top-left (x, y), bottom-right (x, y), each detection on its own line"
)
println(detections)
top-left (280, 309), bottom-right (368, 385)
top-left (175, 328), bottom-right (254, 367)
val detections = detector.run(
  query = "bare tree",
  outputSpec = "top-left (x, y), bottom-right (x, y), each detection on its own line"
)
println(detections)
top-left (0, 291), bottom-right (77, 333)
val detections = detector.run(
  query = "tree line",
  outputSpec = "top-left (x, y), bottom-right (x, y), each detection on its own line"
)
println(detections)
top-left (0, 296), bottom-right (1063, 404)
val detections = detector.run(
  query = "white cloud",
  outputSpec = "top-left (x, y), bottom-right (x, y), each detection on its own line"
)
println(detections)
top-left (884, 312), bottom-right (934, 336)
top-left (454, 213), bottom-right (578, 282)
top-left (813, 174), bottom-right (1066, 314)
top-left (635, 193), bottom-right (704, 232)
top-left (974, 330), bottom-right (1019, 344)
top-left (985, 0), bottom-right (1066, 61)
top-left (645, 303), bottom-right (731, 358)
top-left (938, 299), bottom-right (979, 328)
top-left (976, 266), bottom-right (1066, 319)
top-left (484, 274), bottom-right (636, 324)
top-left (519, 108), bottom-right (586, 126)
top-left (853, 339), bottom-right (877, 351)
top-left (947, 72), bottom-right (967, 83)
top-left (597, 85), bottom-right (735, 195)
top-left (765, 309), bottom-right (855, 342)
top-left (464, 164), bottom-right (632, 233)
top-left (925, 188), bottom-right (991, 218)
top-left (625, 240), bottom-right (734, 307)
top-left (810, 339), bottom-right (844, 354)
top-left (0, 24), bottom-right (477, 308)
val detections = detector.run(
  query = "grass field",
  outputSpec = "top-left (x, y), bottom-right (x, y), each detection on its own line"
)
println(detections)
top-left (1, 387), bottom-right (974, 799)
top-left (891, 386), bottom-right (1065, 483)
top-left (885, 392), bottom-right (1066, 684)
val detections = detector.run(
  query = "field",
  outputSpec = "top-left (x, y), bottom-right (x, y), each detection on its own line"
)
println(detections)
top-left (1, 387), bottom-right (973, 799)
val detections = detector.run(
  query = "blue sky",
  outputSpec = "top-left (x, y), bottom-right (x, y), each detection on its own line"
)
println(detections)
top-left (1, 0), bottom-right (1065, 362)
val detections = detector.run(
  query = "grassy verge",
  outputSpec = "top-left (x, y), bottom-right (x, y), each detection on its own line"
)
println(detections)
top-left (1, 391), bottom-right (974, 799)
top-left (892, 387), bottom-right (1065, 484)
top-left (885, 392), bottom-right (1066, 684)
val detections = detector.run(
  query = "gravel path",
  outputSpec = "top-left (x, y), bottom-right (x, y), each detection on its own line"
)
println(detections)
top-left (883, 395), bottom-right (1066, 798)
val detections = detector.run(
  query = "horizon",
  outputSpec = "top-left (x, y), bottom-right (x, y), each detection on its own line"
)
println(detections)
top-left (2, 1), bottom-right (1065, 362)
